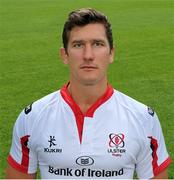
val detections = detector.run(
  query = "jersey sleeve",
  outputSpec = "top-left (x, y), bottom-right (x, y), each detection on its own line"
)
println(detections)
top-left (7, 107), bottom-right (38, 174)
top-left (136, 109), bottom-right (172, 178)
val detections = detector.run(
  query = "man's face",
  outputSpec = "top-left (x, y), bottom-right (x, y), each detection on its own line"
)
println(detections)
top-left (60, 23), bottom-right (114, 86)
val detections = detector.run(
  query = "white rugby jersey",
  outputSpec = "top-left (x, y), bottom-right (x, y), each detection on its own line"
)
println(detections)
top-left (8, 83), bottom-right (172, 179)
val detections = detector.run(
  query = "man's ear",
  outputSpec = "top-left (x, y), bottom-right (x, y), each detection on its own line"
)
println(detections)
top-left (60, 47), bottom-right (69, 64)
top-left (109, 47), bottom-right (115, 64)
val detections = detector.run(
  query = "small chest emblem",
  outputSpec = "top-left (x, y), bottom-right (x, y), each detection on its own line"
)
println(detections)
top-left (76, 156), bottom-right (94, 166)
top-left (107, 133), bottom-right (126, 157)
top-left (48, 136), bottom-right (57, 147)
top-left (44, 135), bottom-right (62, 153)
top-left (109, 133), bottom-right (125, 148)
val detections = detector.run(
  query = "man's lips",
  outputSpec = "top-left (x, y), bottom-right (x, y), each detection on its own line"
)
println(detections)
top-left (80, 65), bottom-right (98, 69)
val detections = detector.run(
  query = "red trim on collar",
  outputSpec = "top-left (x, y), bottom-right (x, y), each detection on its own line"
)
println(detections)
top-left (60, 82), bottom-right (114, 143)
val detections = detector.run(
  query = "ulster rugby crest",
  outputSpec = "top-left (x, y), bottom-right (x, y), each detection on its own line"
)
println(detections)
top-left (107, 133), bottom-right (126, 157)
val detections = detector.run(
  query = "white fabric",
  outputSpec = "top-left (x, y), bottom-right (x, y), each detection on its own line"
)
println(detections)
top-left (9, 89), bottom-right (170, 179)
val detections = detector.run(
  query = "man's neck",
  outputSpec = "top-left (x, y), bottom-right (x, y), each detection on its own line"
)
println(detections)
top-left (67, 79), bottom-right (108, 114)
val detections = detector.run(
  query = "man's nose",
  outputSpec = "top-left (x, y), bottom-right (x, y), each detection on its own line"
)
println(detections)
top-left (83, 44), bottom-right (94, 61)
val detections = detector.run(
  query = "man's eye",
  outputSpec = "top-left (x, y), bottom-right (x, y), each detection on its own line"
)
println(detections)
top-left (94, 42), bottom-right (104, 47)
top-left (73, 43), bottom-right (83, 48)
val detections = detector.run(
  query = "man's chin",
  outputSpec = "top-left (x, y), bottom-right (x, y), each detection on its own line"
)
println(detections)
top-left (79, 78), bottom-right (101, 86)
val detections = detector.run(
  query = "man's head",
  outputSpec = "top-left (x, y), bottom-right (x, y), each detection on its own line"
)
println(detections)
top-left (60, 8), bottom-right (114, 86)
top-left (62, 8), bottom-right (113, 53)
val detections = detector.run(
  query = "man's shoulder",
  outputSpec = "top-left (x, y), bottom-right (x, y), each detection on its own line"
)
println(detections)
top-left (113, 90), bottom-right (155, 118)
top-left (24, 90), bottom-right (61, 116)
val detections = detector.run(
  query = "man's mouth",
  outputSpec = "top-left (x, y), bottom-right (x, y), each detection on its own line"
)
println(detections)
top-left (80, 65), bottom-right (98, 70)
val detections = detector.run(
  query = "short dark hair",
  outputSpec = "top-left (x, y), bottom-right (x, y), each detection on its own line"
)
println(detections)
top-left (62, 8), bottom-right (113, 52)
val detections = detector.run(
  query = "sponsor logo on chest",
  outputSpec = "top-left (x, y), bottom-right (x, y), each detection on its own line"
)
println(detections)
top-left (48, 166), bottom-right (124, 177)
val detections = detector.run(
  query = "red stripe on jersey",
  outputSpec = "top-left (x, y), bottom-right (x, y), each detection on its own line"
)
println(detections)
top-left (148, 136), bottom-right (172, 176)
top-left (60, 82), bottom-right (114, 143)
top-left (20, 135), bottom-right (30, 171)
top-left (148, 136), bottom-right (158, 174)
top-left (61, 83), bottom-right (84, 143)
top-left (154, 157), bottom-right (172, 176)
top-left (7, 154), bottom-right (28, 174)
top-left (7, 135), bottom-right (30, 173)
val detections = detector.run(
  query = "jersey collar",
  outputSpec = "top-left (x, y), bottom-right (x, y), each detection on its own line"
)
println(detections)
top-left (60, 82), bottom-right (114, 118)
top-left (60, 82), bottom-right (114, 143)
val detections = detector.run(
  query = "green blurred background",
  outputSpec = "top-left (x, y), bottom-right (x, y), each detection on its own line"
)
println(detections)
top-left (0, 0), bottom-right (173, 178)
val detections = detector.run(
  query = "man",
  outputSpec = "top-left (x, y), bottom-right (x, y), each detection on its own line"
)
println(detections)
top-left (6, 8), bottom-right (172, 179)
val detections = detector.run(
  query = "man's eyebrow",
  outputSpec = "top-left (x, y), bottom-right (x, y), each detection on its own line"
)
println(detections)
top-left (92, 39), bottom-right (106, 43)
top-left (71, 39), bottom-right (106, 44)
top-left (71, 40), bottom-right (84, 44)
